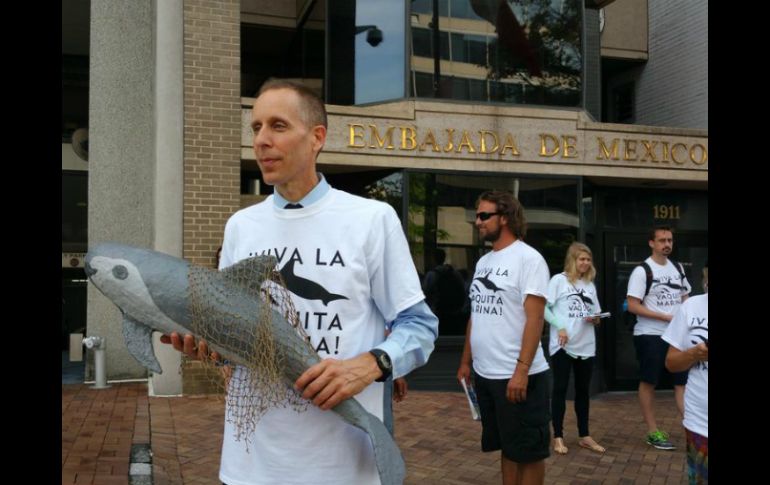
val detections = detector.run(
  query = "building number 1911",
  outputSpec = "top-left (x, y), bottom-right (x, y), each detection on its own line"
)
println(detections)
top-left (653, 205), bottom-right (680, 220)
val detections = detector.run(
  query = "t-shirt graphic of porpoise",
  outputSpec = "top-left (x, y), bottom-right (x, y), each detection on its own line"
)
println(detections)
top-left (279, 259), bottom-right (348, 306)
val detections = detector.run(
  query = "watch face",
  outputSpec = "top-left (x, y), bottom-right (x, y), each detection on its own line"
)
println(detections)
top-left (379, 353), bottom-right (392, 370)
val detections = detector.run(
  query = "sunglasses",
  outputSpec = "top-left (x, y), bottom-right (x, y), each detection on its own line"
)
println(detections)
top-left (475, 211), bottom-right (502, 221)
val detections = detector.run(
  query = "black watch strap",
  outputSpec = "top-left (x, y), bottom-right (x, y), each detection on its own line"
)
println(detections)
top-left (369, 349), bottom-right (392, 382)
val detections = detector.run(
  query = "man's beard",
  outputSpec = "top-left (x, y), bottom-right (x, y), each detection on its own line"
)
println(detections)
top-left (483, 226), bottom-right (501, 243)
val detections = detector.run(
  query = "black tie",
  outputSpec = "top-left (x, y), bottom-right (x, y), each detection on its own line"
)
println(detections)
top-left (284, 203), bottom-right (303, 209)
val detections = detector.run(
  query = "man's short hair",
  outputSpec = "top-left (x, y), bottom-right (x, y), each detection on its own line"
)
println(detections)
top-left (477, 190), bottom-right (527, 239)
top-left (257, 78), bottom-right (328, 129)
top-left (649, 225), bottom-right (674, 242)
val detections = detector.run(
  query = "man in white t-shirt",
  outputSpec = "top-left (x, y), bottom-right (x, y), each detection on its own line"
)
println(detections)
top-left (663, 262), bottom-right (708, 484)
top-left (457, 191), bottom-right (551, 485)
top-left (161, 79), bottom-right (439, 485)
top-left (626, 226), bottom-right (691, 451)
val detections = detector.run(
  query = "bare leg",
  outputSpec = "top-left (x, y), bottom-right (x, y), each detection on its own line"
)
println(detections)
top-left (517, 460), bottom-right (545, 485)
top-left (501, 455), bottom-right (545, 485)
top-left (674, 385), bottom-right (685, 418)
top-left (501, 453), bottom-right (517, 485)
top-left (638, 381), bottom-right (657, 433)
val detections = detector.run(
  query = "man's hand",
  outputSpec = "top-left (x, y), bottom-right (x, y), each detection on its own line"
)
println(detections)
top-left (506, 366), bottom-right (529, 403)
top-left (393, 378), bottom-right (408, 403)
top-left (457, 362), bottom-right (472, 385)
top-left (159, 332), bottom-right (224, 364)
top-left (294, 352), bottom-right (381, 410)
top-left (689, 342), bottom-right (708, 362)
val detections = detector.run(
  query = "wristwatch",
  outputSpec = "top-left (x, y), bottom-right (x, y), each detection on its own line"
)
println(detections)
top-left (369, 349), bottom-right (393, 382)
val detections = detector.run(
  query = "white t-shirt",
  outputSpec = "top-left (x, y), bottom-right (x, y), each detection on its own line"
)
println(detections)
top-left (470, 240), bottom-right (550, 378)
top-left (662, 294), bottom-right (708, 437)
top-left (218, 188), bottom-right (424, 485)
top-left (627, 257), bottom-right (691, 336)
top-left (547, 273), bottom-right (601, 358)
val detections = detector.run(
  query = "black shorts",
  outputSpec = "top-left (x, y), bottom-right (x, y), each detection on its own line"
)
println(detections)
top-left (473, 370), bottom-right (551, 463)
top-left (633, 334), bottom-right (688, 386)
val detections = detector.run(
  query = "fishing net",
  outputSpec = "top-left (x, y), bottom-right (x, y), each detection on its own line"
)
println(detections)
top-left (187, 256), bottom-right (314, 446)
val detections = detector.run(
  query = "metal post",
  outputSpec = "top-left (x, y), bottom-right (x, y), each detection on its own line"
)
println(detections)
top-left (83, 336), bottom-right (111, 389)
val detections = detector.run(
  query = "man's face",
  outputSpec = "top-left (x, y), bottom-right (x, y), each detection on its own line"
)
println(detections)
top-left (250, 88), bottom-right (325, 189)
top-left (649, 230), bottom-right (673, 257)
top-left (476, 200), bottom-right (504, 243)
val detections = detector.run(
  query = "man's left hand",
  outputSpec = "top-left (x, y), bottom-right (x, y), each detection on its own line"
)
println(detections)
top-left (294, 353), bottom-right (381, 410)
top-left (506, 367), bottom-right (529, 403)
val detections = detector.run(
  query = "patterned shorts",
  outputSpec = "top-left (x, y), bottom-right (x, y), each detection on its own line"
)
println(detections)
top-left (685, 428), bottom-right (708, 484)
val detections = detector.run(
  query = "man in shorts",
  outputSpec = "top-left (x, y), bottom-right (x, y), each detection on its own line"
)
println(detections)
top-left (457, 190), bottom-right (551, 485)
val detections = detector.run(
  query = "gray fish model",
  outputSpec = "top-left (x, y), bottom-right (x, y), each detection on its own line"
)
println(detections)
top-left (85, 242), bottom-right (406, 485)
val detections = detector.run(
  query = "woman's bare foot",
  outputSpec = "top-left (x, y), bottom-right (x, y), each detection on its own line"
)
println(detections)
top-left (553, 437), bottom-right (568, 454)
top-left (578, 436), bottom-right (606, 453)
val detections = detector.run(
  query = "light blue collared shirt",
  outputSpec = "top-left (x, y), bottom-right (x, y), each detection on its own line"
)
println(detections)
top-left (271, 173), bottom-right (438, 378)
top-left (272, 173), bottom-right (331, 208)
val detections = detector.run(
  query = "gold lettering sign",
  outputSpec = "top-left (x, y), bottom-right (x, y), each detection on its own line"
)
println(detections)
top-left (596, 137), bottom-right (619, 160)
top-left (624, 139), bottom-right (638, 161)
top-left (562, 135), bottom-right (578, 159)
top-left (348, 124), bottom-right (366, 148)
top-left (671, 143), bottom-right (687, 165)
top-left (539, 134), bottom-right (560, 157)
top-left (369, 125), bottom-right (395, 150)
top-left (478, 130), bottom-right (499, 154)
top-left (456, 131), bottom-right (476, 154)
top-left (420, 129), bottom-right (441, 152)
top-left (400, 126), bottom-right (417, 151)
top-left (500, 134), bottom-right (520, 156)
top-left (689, 144), bottom-right (708, 165)
top-left (595, 137), bottom-right (706, 167)
top-left (345, 123), bottom-right (706, 168)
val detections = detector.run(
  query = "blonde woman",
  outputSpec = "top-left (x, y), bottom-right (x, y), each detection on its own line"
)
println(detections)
top-left (545, 242), bottom-right (606, 454)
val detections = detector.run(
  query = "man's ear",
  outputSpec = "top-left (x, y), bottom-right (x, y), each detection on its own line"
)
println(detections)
top-left (312, 125), bottom-right (327, 153)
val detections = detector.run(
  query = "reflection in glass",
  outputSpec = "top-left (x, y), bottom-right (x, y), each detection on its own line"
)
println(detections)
top-left (328, 0), bottom-right (407, 105)
top-left (410, 0), bottom-right (583, 106)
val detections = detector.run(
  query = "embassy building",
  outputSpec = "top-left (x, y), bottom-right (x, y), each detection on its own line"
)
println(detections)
top-left (62, 0), bottom-right (707, 394)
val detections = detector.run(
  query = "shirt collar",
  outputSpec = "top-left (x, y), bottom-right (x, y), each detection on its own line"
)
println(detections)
top-left (272, 173), bottom-right (330, 208)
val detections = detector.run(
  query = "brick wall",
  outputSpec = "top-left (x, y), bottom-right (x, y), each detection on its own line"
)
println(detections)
top-left (183, 0), bottom-right (242, 268)
top-left (635, 0), bottom-right (708, 129)
top-left (183, 0), bottom-right (242, 393)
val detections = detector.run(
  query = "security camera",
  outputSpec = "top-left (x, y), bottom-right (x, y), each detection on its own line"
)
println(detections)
top-left (366, 28), bottom-right (383, 47)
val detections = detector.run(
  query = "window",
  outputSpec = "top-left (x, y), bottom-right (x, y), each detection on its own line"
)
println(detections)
top-left (611, 82), bottom-right (635, 124)
top-left (410, 0), bottom-right (583, 107)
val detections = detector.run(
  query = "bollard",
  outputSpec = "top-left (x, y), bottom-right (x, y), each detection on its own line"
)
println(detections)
top-left (83, 336), bottom-right (111, 389)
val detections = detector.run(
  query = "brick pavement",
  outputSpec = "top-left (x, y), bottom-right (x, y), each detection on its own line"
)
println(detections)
top-left (62, 383), bottom-right (687, 484)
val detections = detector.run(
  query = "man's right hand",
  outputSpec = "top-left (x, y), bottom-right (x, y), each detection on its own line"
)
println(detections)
top-left (160, 332), bottom-right (223, 363)
top-left (457, 362), bottom-right (471, 384)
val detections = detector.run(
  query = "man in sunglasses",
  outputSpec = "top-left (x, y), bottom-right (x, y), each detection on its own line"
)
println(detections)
top-left (457, 190), bottom-right (551, 485)
top-left (162, 79), bottom-right (438, 485)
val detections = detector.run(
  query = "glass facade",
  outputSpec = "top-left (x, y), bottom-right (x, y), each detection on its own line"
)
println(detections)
top-left (241, 22), bottom-right (325, 98)
top-left (281, 0), bottom-right (584, 107)
top-left (409, 0), bottom-right (583, 106)
top-left (326, 0), bottom-right (407, 105)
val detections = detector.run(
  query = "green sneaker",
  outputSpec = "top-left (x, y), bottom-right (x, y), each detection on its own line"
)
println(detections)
top-left (646, 429), bottom-right (675, 450)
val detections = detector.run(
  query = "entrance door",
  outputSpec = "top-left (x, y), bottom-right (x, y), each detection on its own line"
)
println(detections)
top-left (602, 232), bottom-right (707, 390)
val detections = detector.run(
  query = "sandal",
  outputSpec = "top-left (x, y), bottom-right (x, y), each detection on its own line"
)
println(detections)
top-left (578, 436), bottom-right (606, 453)
top-left (553, 437), bottom-right (568, 455)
